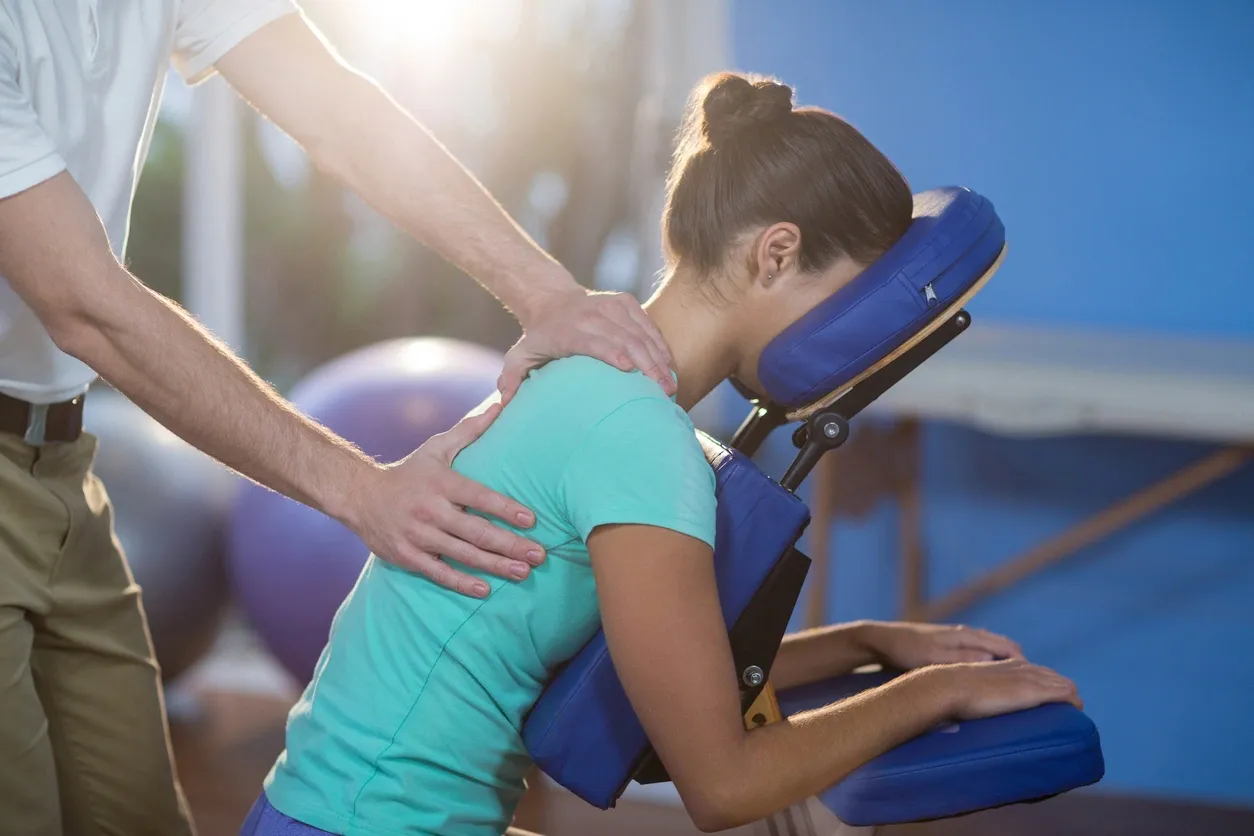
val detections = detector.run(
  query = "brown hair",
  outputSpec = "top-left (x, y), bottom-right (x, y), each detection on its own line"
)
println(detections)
top-left (662, 72), bottom-right (912, 281)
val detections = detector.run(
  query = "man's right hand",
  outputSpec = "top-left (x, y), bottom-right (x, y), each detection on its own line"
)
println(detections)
top-left (340, 401), bottom-right (547, 598)
top-left (925, 657), bottom-right (1083, 721)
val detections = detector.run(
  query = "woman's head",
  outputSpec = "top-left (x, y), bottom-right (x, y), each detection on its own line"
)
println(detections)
top-left (658, 72), bottom-right (912, 393)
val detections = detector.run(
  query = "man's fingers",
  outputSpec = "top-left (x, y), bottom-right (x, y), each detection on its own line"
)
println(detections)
top-left (578, 332), bottom-right (636, 372)
top-left (441, 468), bottom-right (537, 532)
top-left (616, 331), bottom-right (668, 389)
top-left (499, 339), bottom-right (550, 405)
top-left (431, 402), bottom-right (502, 461)
top-left (583, 320), bottom-right (672, 391)
top-left (421, 527), bottom-right (534, 582)
top-left (498, 361), bottom-right (524, 405)
top-left (612, 296), bottom-right (675, 393)
top-left (436, 497), bottom-right (544, 564)
top-left (618, 293), bottom-right (673, 366)
top-left (403, 550), bottom-right (490, 598)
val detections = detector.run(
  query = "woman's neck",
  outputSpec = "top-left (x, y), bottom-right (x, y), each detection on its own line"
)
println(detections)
top-left (643, 271), bottom-right (739, 411)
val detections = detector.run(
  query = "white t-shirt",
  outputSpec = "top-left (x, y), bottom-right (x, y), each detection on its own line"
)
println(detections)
top-left (0, 0), bottom-right (294, 404)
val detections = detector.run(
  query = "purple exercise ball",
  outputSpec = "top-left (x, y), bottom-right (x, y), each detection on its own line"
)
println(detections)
top-left (226, 337), bottom-right (505, 683)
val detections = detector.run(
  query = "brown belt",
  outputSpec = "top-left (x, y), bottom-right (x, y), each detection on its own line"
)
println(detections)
top-left (0, 391), bottom-right (85, 445)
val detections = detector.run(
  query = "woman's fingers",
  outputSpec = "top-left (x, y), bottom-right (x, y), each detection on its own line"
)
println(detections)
top-left (951, 625), bottom-right (1024, 660)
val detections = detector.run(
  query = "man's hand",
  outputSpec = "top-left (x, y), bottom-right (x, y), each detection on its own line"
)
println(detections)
top-left (498, 288), bottom-right (675, 403)
top-left (863, 620), bottom-right (1024, 669)
top-left (342, 402), bottom-right (546, 598)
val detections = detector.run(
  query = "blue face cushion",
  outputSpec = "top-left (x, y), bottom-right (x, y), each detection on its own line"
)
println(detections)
top-left (754, 186), bottom-right (1005, 410)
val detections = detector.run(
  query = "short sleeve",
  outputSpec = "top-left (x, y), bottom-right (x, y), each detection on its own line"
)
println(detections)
top-left (0, 26), bottom-right (66, 199)
top-left (561, 397), bottom-right (717, 549)
top-left (172, 0), bottom-right (298, 85)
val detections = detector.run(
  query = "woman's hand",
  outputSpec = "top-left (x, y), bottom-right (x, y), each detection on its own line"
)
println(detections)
top-left (498, 287), bottom-right (675, 403)
top-left (861, 620), bottom-right (1024, 670)
top-left (920, 658), bottom-right (1083, 721)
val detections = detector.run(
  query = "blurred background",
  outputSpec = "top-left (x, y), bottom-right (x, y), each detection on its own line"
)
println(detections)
top-left (104, 1), bottom-right (1252, 834)
top-left (133, 0), bottom-right (718, 389)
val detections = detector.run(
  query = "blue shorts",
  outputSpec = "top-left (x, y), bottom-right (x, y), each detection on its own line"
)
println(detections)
top-left (240, 793), bottom-right (335, 836)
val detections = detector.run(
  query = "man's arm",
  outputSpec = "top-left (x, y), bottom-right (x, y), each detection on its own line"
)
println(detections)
top-left (213, 14), bottom-right (674, 401)
top-left (0, 173), bottom-right (543, 597)
top-left (589, 524), bottom-right (1082, 832)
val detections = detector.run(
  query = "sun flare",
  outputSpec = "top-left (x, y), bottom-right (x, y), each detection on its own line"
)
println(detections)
top-left (359, 0), bottom-right (467, 54)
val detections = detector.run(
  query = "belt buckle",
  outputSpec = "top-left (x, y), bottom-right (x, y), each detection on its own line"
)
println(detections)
top-left (24, 403), bottom-right (49, 447)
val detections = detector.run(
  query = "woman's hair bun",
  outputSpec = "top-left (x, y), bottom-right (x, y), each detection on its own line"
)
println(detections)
top-left (701, 72), bottom-right (795, 146)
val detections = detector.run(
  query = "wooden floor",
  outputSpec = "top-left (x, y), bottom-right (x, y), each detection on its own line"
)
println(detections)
top-left (170, 688), bottom-right (1254, 836)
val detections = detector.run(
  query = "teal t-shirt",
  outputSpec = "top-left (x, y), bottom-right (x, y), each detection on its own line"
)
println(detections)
top-left (264, 356), bottom-right (717, 836)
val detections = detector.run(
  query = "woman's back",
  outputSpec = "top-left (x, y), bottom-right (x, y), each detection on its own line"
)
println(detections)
top-left (263, 356), bottom-right (717, 836)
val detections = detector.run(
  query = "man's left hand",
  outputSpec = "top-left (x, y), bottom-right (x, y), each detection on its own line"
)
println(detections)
top-left (499, 288), bottom-right (675, 403)
top-left (862, 621), bottom-right (1025, 670)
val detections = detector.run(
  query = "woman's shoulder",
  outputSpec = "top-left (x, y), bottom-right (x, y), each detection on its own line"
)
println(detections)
top-left (520, 356), bottom-right (685, 427)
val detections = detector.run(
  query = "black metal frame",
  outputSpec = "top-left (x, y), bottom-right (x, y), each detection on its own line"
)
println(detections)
top-left (631, 309), bottom-right (972, 788)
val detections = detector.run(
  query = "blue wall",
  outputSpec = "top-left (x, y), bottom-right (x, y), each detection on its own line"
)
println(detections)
top-left (731, 0), bottom-right (1254, 807)
top-left (733, 0), bottom-right (1254, 337)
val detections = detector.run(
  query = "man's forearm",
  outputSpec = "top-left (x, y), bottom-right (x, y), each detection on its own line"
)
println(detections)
top-left (219, 14), bottom-right (575, 320)
top-left (64, 268), bottom-right (372, 521)
top-left (308, 70), bottom-right (572, 322)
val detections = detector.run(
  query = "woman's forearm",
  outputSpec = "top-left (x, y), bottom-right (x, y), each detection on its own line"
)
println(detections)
top-left (770, 621), bottom-right (881, 691)
top-left (702, 668), bottom-right (955, 831)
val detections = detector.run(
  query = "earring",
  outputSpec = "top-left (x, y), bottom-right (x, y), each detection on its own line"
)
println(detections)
top-left (767, 273), bottom-right (774, 280)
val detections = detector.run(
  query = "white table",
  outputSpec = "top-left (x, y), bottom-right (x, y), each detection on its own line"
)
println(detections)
top-left (867, 323), bottom-right (1254, 443)
top-left (857, 322), bottom-right (1254, 620)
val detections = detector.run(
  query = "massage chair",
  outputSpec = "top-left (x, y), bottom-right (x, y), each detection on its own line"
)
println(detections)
top-left (522, 187), bottom-right (1105, 829)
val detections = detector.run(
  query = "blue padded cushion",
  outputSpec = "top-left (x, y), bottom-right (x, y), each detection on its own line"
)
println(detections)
top-left (778, 670), bottom-right (1106, 826)
top-left (523, 431), bottom-right (810, 809)
top-left (759, 186), bottom-right (1004, 409)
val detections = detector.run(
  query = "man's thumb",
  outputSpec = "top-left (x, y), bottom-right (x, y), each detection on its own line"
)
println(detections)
top-left (433, 401), bottom-right (501, 461)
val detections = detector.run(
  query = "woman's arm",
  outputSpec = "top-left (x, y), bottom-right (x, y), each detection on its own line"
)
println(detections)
top-left (769, 622), bottom-right (880, 691)
top-left (771, 620), bottom-right (1027, 691)
top-left (589, 525), bottom-right (1082, 833)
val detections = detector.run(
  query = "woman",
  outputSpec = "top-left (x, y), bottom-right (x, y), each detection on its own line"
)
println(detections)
top-left (242, 72), bottom-right (1081, 836)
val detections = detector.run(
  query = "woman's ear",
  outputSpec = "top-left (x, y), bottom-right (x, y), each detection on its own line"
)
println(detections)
top-left (751, 222), bottom-right (802, 287)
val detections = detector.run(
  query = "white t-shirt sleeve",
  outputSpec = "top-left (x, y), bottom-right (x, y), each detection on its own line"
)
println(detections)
top-left (0, 24), bottom-right (67, 200)
top-left (172, 0), bottom-right (298, 85)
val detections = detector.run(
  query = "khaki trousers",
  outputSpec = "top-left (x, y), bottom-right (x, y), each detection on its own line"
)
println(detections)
top-left (0, 431), bottom-right (194, 835)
